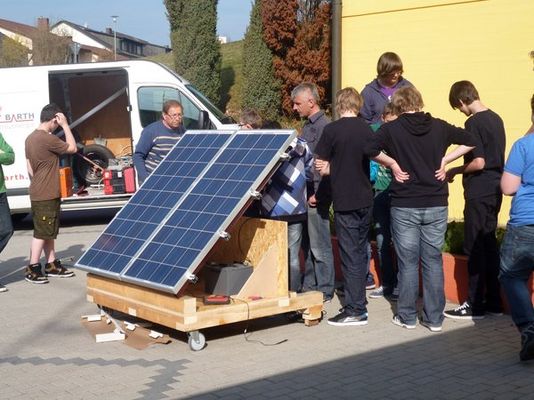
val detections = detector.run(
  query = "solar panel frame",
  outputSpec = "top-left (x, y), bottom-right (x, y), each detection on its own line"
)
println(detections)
top-left (76, 129), bottom-right (296, 295)
top-left (76, 131), bottom-right (235, 279)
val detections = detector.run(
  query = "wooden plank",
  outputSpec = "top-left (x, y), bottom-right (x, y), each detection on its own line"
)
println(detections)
top-left (87, 274), bottom-right (322, 332)
top-left (203, 217), bottom-right (288, 296)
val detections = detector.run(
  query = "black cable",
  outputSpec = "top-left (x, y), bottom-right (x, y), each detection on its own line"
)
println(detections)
top-left (231, 297), bottom-right (288, 346)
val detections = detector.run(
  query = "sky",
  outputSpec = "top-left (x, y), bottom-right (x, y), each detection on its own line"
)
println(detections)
top-left (1, 0), bottom-right (253, 46)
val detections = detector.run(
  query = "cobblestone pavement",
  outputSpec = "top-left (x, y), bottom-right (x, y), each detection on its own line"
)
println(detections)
top-left (1, 217), bottom-right (532, 399)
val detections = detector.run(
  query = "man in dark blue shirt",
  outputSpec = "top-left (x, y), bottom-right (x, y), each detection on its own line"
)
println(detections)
top-left (133, 100), bottom-right (185, 184)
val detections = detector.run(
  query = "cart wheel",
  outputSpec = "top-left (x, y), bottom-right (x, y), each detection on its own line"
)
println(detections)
top-left (187, 331), bottom-right (206, 351)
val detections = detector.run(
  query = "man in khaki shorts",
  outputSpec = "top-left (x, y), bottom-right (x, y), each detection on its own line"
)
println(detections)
top-left (24, 104), bottom-right (77, 284)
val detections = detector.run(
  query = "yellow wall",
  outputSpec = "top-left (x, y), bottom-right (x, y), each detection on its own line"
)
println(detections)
top-left (341, 0), bottom-right (534, 224)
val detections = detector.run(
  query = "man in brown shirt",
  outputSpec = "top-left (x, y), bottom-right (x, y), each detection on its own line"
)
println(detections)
top-left (24, 103), bottom-right (77, 284)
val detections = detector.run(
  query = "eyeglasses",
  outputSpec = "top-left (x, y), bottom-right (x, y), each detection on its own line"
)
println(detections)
top-left (166, 112), bottom-right (183, 119)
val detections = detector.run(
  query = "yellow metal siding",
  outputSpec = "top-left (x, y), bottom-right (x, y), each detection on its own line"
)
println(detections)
top-left (341, 0), bottom-right (534, 224)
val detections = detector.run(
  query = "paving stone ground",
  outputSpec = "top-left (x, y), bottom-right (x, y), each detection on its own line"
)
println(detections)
top-left (1, 216), bottom-right (532, 399)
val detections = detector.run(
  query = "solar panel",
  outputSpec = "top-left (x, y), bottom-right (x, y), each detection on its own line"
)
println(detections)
top-left (76, 129), bottom-right (296, 294)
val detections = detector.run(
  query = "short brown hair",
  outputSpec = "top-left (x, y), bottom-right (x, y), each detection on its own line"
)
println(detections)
top-left (448, 80), bottom-right (480, 108)
top-left (335, 87), bottom-right (363, 116)
top-left (162, 99), bottom-right (182, 114)
top-left (531, 93), bottom-right (534, 114)
top-left (391, 87), bottom-right (424, 114)
top-left (382, 102), bottom-right (395, 118)
top-left (239, 109), bottom-right (263, 129)
top-left (377, 52), bottom-right (404, 78)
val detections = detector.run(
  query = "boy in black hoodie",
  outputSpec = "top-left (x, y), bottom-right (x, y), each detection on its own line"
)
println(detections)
top-left (365, 86), bottom-right (476, 332)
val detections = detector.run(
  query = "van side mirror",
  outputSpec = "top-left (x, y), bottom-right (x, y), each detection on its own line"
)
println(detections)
top-left (198, 110), bottom-right (211, 129)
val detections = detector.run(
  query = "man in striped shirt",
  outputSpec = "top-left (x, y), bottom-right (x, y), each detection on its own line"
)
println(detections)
top-left (133, 100), bottom-right (185, 183)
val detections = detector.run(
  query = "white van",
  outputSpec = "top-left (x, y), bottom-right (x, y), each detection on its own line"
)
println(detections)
top-left (0, 60), bottom-right (237, 216)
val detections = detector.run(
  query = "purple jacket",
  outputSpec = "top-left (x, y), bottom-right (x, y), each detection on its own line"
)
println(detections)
top-left (360, 77), bottom-right (413, 124)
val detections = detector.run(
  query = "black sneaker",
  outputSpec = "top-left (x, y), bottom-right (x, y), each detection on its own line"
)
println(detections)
top-left (443, 302), bottom-right (484, 320)
top-left (45, 259), bottom-right (74, 278)
top-left (0, 283), bottom-right (7, 292)
top-left (520, 323), bottom-right (534, 362)
top-left (391, 314), bottom-right (416, 329)
top-left (327, 309), bottom-right (368, 326)
top-left (25, 263), bottom-right (49, 284)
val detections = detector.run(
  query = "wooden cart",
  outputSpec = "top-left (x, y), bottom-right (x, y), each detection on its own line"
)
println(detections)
top-left (86, 218), bottom-right (324, 350)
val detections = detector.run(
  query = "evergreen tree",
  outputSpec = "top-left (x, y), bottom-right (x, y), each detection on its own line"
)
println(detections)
top-left (262, 0), bottom-right (331, 116)
top-left (166, 0), bottom-right (222, 105)
top-left (241, 0), bottom-right (281, 121)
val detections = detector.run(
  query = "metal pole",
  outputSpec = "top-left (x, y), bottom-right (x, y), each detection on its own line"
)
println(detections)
top-left (331, 0), bottom-right (342, 120)
top-left (111, 15), bottom-right (118, 60)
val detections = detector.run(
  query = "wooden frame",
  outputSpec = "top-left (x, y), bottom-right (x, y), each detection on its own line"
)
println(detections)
top-left (86, 218), bottom-right (323, 338)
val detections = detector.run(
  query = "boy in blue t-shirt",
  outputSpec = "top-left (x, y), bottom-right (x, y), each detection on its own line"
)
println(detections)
top-left (499, 94), bottom-right (534, 362)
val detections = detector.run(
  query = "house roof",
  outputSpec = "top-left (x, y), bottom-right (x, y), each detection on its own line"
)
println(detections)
top-left (52, 20), bottom-right (167, 49)
top-left (0, 18), bottom-right (41, 39)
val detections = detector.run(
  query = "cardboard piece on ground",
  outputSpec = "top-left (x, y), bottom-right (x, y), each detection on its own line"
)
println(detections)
top-left (119, 322), bottom-right (171, 350)
top-left (81, 317), bottom-right (171, 350)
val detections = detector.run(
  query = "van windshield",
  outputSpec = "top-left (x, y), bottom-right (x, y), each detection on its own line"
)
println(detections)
top-left (186, 84), bottom-right (235, 124)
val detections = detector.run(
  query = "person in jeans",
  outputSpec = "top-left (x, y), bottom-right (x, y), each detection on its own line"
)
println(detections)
top-left (499, 94), bottom-right (534, 362)
top-left (365, 87), bottom-right (476, 332)
top-left (25, 104), bottom-right (77, 284)
top-left (239, 109), bottom-right (313, 294)
top-left (444, 81), bottom-right (506, 320)
top-left (292, 82), bottom-right (335, 302)
top-left (368, 103), bottom-right (399, 300)
top-left (315, 87), bottom-right (374, 326)
top-left (0, 132), bottom-right (14, 292)
top-left (360, 51), bottom-right (413, 289)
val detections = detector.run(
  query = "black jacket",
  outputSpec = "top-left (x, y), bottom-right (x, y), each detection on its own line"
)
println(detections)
top-left (365, 112), bottom-right (476, 207)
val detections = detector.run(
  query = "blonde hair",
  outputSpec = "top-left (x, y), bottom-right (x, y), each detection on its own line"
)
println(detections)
top-left (335, 87), bottom-right (363, 116)
top-left (391, 86), bottom-right (424, 114)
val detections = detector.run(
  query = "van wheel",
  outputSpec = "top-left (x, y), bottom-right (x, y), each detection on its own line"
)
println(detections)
top-left (74, 144), bottom-right (115, 186)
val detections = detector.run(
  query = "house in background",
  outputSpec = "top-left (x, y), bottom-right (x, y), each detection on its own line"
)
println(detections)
top-left (51, 20), bottom-right (170, 62)
top-left (0, 17), bottom-right (44, 64)
top-left (0, 17), bottom-right (170, 65)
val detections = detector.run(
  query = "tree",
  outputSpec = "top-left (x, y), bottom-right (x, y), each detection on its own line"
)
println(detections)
top-left (166, 0), bottom-right (222, 105)
top-left (0, 36), bottom-right (29, 67)
top-left (262, 0), bottom-right (332, 116)
top-left (164, 0), bottom-right (185, 32)
top-left (241, 0), bottom-right (281, 121)
top-left (30, 28), bottom-right (70, 66)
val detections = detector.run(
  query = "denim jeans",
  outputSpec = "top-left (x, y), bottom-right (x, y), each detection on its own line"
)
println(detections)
top-left (391, 206), bottom-right (447, 326)
top-left (0, 192), bottom-right (13, 254)
top-left (302, 204), bottom-right (335, 298)
top-left (373, 189), bottom-right (396, 291)
top-left (499, 224), bottom-right (534, 329)
top-left (288, 221), bottom-right (304, 292)
top-left (334, 207), bottom-right (371, 315)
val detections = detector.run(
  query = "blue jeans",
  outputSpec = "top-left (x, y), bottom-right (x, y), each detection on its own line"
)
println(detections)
top-left (373, 189), bottom-right (396, 291)
top-left (288, 221), bottom-right (304, 292)
top-left (391, 206), bottom-right (447, 326)
top-left (0, 192), bottom-right (13, 254)
top-left (334, 207), bottom-right (371, 315)
top-left (499, 224), bottom-right (534, 329)
top-left (302, 204), bottom-right (335, 298)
